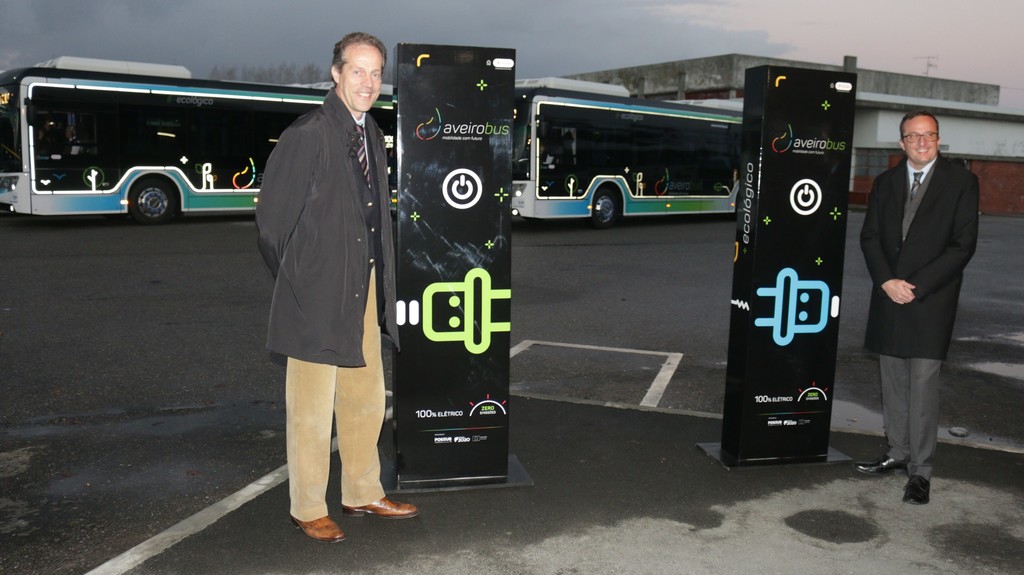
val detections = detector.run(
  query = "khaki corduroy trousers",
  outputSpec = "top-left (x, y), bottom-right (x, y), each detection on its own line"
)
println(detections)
top-left (285, 268), bottom-right (386, 521)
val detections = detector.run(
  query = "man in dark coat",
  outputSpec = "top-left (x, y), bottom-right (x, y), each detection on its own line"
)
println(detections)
top-left (256, 32), bottom-right (417, 543)
top-left (855, 110), bottom-right (979, 505)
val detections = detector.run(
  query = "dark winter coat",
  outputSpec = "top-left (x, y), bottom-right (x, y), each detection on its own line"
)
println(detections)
top-left (256, 89), bottom-right (399, 366)
top-left (860, 156), bottom-right (979, 360)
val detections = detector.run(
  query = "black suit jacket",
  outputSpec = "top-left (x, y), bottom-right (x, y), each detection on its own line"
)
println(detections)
top-left (860, 155), bottom-right (979, 360)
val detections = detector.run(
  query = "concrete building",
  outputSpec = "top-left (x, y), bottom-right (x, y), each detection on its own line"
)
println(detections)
top-left (567, 55), bottom-right (1024, 214)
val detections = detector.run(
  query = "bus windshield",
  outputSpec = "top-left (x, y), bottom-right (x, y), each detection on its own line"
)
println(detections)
top-left (0, 84), bottom-right (20, 173)
top-left (511, 97), bottom-right (531, 180)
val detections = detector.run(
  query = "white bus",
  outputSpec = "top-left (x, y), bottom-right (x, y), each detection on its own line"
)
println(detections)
top-left (0, 57), bottom-right (394, 224)
top-left (510, 78), bottom-right (742, 228)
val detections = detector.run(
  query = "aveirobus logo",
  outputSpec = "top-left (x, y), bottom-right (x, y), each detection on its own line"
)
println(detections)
top-left (652, 169), bottom-right (699, 196)
top-left (415, 107), bottom-right (510, 142)
top-left (794, 136), bottom-right (847, 152)
top-left (772, 124), bottom-right (793, 152)
top-left (416, 108), bottom-right (442, 140)
top-left (772, 122), bottom-right (847, 154)
top-left (438, 119), bottom-right (509, 141)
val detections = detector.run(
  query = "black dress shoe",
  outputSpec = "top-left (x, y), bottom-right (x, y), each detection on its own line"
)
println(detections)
top-left (854, 455), bottom-right (907, 475)
top-left (903, 475), bottom-right (930, 505)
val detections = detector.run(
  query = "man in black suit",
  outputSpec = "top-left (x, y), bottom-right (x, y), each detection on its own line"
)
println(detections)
top-left (855, 110), bottom-right (979, 505)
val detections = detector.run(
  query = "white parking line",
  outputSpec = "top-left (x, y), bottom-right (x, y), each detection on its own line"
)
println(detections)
top-left (82, 463), bottom-right (289, 575)
top-left (641, 352), bottom-right (683, 407)
top-left (84, 437), bottom-right (339, 575)
top-left (510, 339), bottom-right (684, 408)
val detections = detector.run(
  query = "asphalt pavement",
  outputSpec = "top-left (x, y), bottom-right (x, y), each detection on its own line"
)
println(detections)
top-left (88, 396), bottom-right (1024, 575)
top-left (2, 212), bottom-right (1022, 575)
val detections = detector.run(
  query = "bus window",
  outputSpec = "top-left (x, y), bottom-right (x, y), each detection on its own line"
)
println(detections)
top-left (64, 111), bottom-right (98, 156)
top-left (0, 87), bottom-right (20, 171)
top-left (34, 112), bottom-right (65, 159)
top-left (120, 107), bottom-right (185, 164)
top-left (190, 108), bottom-right (253, 189)
top-left (32, 110), bottom-right (100, 159)
top-left (255, 112), bottom-right (299, 165)
top-left (540, 127), bottom-right (576, 169)
top-left (0, 115), bottom-right (17, 170)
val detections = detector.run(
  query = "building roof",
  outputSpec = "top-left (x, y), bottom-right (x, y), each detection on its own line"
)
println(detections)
top-left (567, 53), bottom-right (1005, 108)
top-left (857, 91), bottom-right (1024, 122)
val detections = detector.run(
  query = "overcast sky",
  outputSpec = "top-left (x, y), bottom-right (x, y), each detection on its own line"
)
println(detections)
top-left (2, 0), bottom-right (1021, 108)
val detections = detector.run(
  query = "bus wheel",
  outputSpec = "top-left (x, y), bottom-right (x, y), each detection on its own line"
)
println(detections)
top-left (129, 179), bottom-right (177, 225)
top-left (589, 188), bottom-right (620, 229)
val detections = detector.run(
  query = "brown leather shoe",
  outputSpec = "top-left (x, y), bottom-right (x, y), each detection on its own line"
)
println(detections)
top-left (342, 497), bottom-right (419, 519)
top-left (290, 515), bottom-right (346, 542)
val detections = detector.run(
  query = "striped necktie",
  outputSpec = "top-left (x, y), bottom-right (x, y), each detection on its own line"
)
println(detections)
top-left (356, 125), bottom-right (369, 183)
top-left (910, 171), bottom-right (922, 200)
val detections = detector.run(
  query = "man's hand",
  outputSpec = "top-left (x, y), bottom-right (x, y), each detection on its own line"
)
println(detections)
top-left (882, 278), bottom-right (916, 304)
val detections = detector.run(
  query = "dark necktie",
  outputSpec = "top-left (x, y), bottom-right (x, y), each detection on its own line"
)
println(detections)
top-left (910, 171), bottom-right (922, 200)
top-left (356, 125), bottom-right (369, 183)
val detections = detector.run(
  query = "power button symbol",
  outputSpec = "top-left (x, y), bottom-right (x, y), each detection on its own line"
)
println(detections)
top-left (442, 168), bottom-right (483, 210)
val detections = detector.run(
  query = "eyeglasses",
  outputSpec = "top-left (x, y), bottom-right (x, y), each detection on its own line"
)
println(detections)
top-left (901, 132), bottom-right (939, 142)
